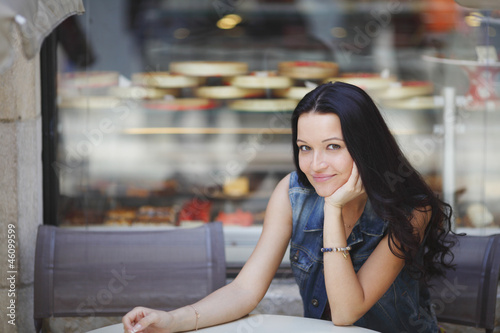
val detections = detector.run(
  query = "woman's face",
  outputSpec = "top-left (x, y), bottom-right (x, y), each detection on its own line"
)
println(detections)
top-left (297, 112), bottom-right (354, 197)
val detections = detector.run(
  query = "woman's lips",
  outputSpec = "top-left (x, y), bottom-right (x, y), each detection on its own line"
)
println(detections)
top-left (312, 174), bottom-right (334, 183)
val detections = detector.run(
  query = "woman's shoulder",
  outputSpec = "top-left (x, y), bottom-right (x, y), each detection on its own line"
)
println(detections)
top-left (288, 171), bottom-right (316, 194)
top-left (272, 172), bottom-right (308, 199)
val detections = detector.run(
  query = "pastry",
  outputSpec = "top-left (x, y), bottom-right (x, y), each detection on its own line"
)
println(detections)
top-left (195, 86), bottom-right (265, 99)
top-left (325, 73), bottom-right (397, 92)
top-left (108, 86), bottom-right (180, 99)
top-left (58, 96), bottom-right (121, 109)
top-left (170, 61), bottom-right (248, 77)
top-left (230, 71), bottom-right (293, 89)
top-left (143, 98), bottom-right (218, 111)
top-left (104, 208), bottom-right (136, 226)
top-left (59, 71), bottom-right (119, 88)
top-left (378, 81), bottom-right (434, 100)
top-left (131, 72), bottom-right (201, 88)
top-left (215, 209), bottom-right (254, 226)
top-left (273, 86), bottom-right (314, 99)
top-left (223, 176), bottom-right (250, 197)
top-left (135, 205), bottom-right (178, 224)
top-left (228, 98), bottom-right (298, 112)
top-left (178, 198), bottom-right (212, 224)
top-left (278, 61), bottom-right (339, 80)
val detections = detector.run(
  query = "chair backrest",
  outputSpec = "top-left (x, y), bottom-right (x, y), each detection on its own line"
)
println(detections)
top-left (428, 233), bottom-right (500, 332)
top-left (34, 222), bottom-right (226, 332)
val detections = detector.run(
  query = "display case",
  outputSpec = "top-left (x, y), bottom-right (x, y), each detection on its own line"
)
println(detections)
top-left (45, 0), bottom-right (500, 268)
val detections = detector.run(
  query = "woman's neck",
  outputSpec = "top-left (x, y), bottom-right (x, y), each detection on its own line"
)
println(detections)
top-left (342, 193), bottom-right (368, 224)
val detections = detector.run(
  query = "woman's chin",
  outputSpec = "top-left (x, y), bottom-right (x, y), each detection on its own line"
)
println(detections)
top-left (312, 185), bottom-right (336, 198)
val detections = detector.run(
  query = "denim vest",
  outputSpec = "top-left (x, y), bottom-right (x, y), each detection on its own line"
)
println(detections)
top-left (288, 172), bottom-right (438, 333)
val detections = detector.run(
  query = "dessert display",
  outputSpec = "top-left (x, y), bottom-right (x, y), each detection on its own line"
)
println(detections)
top-left (194, 86), bottom-right (265, 99)
top-left (230, 71), bottom-right (293, 89)
top-left (273, 86), bottom-right (314, 99)
top-left (325, 72), bottom-right (397, 93)
top-left (223, 177), bottom-right (250, 197)
top-left (59, 71), bottom-right (120, 88)
top-left (58, 96), bottom-right (122, 109)
top-left (108, 86), bottom-right (180, 99)
top-left (215, 209), bottom-right (254, 226)
top-left (131, 72), bottom-right (202, 88)
top-left (135, 205), bottom-right (178, 225)
top-left (169, 61), bottom-right (249, 77)
top-left (143, 98), bottom-right (218, 111)
top-left (228, 98), bottom-right (298, 112)
top-left (104, 208), bottom-right (137, 226)
top-left (278, 61), bottom-right (339, 80)
top-left (59, 60), bottom-right (463, 230)
top-left (178, 198), bottom-right (212, 224)
top-left (377, 81), bottom-right (434, 100)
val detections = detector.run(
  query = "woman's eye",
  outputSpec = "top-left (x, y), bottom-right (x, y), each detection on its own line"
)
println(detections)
top-left (298, 145), bottom-right (310, 151)
top-left (327, 144), bottom-right (341, 150)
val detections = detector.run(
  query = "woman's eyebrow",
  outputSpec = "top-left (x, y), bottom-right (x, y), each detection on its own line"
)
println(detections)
top-left (322, 137), bottom-right (344, 142)
top-left (296, 137), bottom-right (344, 143)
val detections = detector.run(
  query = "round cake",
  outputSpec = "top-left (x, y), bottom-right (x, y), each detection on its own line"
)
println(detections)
top-left (59, 71), bottom-right (120, 88)
top-left (230, 71), bottom-right (293, 89)
top-left (228, 99), bottom-right (298, 112)
top-left (195, 86), bottom-right (265, 99)
top-left (58, 96), bottom-right (122, 109)
top-left (131, 72), bottom-right (201, 88)
top-left (143, 98), bottom-right (218, 111)
top-left (169, 61), bottom-right (248, 77)
top-left (278, 61), bottom-right (339, 80)
top-left (377, 81), bottom-right (434, 100)
top-left (108, 86), bottom-right (180, 99)
top-left (325, 73), bottom-right (397, 92)
top-left (273, 86), bottom-right (315, 99)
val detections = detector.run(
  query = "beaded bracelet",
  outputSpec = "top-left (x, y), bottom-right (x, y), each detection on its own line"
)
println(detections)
top-left (321, 246), bottom-right (351, 259)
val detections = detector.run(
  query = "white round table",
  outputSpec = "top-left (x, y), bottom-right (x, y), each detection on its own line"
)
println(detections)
top-left (87, 314), bottom-right (379, 333)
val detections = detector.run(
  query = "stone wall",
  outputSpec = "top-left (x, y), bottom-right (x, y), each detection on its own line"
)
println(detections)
top-left (0, 28), bottom-right (43, 333)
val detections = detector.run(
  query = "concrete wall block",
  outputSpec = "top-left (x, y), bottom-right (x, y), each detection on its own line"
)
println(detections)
top-left (17, 116), bottom-right (43, 285)
top-left (0, 28), bottom-right (40, 122)
top-left (16, 284), bottom-right (34, 333)
top-left (0, 122), bottom-right (19, 290)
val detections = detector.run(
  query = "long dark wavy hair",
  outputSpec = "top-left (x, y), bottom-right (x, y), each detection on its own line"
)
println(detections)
top-left (291, 81), bottom-right (455, 282)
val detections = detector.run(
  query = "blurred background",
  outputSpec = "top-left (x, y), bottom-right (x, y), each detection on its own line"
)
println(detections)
top-left (49, 0), bottom-right (500, 267)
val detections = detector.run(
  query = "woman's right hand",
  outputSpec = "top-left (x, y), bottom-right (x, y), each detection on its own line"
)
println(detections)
top-left (122, 307), bottom-right (174, 333)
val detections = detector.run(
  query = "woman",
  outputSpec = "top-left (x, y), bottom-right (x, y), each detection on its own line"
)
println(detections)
top-left (123, 82), bottom-right (454, 333)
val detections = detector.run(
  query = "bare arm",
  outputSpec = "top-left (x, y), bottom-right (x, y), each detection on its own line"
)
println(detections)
top-left (322, 165), bottom-right (430, 325)
top-left (123, 175), bottom-right (293, 333)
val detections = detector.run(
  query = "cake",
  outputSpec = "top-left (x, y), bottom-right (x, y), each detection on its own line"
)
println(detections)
top-left (170, 61), bottom-right (248, 77)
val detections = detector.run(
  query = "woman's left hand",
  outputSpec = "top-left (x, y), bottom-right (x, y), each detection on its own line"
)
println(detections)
top-left (324, 163), bottom-right (365, 209)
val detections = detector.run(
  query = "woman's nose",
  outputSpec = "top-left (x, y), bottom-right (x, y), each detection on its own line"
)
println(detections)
top-left (312, 151), bottom-right (327, 171)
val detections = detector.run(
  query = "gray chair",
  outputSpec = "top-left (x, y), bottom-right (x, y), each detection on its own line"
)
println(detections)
top-left (34, 222), bottom-right (226, 333)
top-left (429, 233), bottom-right (500, 333)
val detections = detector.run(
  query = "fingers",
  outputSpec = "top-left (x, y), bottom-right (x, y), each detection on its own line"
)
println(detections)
top-left (122, 307), bottom-right (154, 333)
top-left (133, 311), bottom-right (160, 332)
